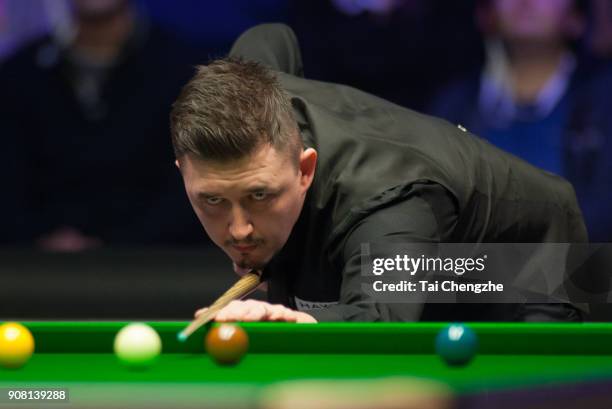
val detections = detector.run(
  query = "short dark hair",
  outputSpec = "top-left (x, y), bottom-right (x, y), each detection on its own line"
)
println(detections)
top-left (170, 58), bottom-right (302, 164)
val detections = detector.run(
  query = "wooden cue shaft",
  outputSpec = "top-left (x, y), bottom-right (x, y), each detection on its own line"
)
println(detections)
top-left (178, 271), bottom-right (262, 339)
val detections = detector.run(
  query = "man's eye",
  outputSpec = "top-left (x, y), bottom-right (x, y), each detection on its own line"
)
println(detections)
top-left (206, 197), bottom-right (223, 205)
top-left (251, 192), bottom-right (268, 201)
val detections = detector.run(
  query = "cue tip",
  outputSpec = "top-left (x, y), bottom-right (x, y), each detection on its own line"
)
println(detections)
top-left (177, 332), bottom-right (188, 342)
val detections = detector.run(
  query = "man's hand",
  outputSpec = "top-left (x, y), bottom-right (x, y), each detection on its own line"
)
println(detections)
top-left (195, 300), bottom-right (317, 323)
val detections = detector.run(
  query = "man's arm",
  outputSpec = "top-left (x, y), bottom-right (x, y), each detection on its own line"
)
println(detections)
top-left (308, 182), bottom-right (583, 323)
top-left (307, 183), bottom-right (456, 322)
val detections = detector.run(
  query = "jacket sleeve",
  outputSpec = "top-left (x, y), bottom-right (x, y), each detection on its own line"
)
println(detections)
top-left (306, 183), bottom-right (584, 322)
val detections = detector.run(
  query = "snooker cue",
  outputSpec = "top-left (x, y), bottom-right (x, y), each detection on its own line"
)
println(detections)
top-left (177, 270), bottom-right (263, 341)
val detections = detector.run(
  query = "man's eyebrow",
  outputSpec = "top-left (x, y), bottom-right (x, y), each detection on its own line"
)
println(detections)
top-left (246, 185), bottom-right (270, 193)
top-left (195, 186), bottom-right (272, 198)
top-left (196, 191), bottom-right (220, 198)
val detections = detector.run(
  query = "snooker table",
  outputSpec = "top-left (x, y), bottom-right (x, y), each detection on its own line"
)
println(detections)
top-left (1, 322), bottom-right (612, 409)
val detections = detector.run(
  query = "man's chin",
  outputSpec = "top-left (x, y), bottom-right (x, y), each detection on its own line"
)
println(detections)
top-left (233, 254), bottom-right (272, 271)
top-left (236, 260), bottom-right (266, 271)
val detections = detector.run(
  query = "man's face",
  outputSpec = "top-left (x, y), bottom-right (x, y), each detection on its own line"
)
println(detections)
top-left (493, 0), bottom-right (577, 42)
top-left (178, 144), bottom-right (316, 271)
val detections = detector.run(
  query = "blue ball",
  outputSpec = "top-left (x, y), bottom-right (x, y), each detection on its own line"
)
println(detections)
top-left (435, 324), bottom-right (478, 366)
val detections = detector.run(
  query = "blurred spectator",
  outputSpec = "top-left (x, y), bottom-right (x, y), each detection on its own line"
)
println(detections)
top-left (0, 0), bottom-right (206, 249)
top-left (588, 0), bottom-right (612, 59)
top-left (565, 67), bottom-right (612, 242)
top-left (288, 0), bottom-right (484, 111)
top-left (0, 0), bottom-right (71, 62)
top-left (429, 0), bottom-right (612, 241)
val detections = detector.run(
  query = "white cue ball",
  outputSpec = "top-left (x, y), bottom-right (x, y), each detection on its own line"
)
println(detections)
top-left (113, 323), bottom-right (162, 368)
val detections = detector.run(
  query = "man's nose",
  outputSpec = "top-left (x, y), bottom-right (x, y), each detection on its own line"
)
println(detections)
top-left (228, 206), bottom-right (253, 241)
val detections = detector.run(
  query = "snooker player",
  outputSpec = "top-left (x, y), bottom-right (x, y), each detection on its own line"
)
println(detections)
top-left (170, 24), bottom-right (587, 323)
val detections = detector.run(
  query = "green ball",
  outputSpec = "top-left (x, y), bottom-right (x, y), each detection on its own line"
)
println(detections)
top-left (435, 324), bottom-right (478, 366)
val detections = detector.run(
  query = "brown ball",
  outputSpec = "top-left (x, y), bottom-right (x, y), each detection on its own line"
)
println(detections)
top-left (205, 324), bottom-right (249, 365)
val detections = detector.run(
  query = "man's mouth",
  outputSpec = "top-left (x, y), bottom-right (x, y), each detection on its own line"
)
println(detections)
top-left (233, 244), bottom-right (257, 253)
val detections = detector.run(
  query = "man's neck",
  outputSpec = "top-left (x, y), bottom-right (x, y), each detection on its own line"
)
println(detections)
top-left (72, 7), bottom-right (134, 63)
top-left (506, 40), bottom-right (568, 104)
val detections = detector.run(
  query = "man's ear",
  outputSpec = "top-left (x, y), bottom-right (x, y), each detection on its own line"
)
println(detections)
top-left (175, 159), bottom-right (180, 169)
top-left (299, 148), bottom-right (317, 190)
